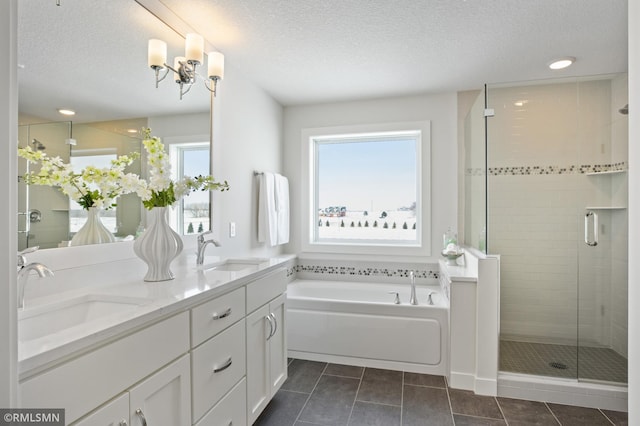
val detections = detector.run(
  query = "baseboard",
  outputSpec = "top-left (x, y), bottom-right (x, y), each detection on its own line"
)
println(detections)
top-left (498, 372), bottom-right (628, 412)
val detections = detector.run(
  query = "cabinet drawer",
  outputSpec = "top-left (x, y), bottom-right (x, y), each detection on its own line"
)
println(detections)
top-left (246, 268), bottom-right (287, 314)
top-left (20, 312), bottom-right (189, 424)
top-left (191, 319), bottom-right (246, 422)
top-left (195, 378), bottom-right (247, 426)
top-left (191, 287), bottom-right (245, 347)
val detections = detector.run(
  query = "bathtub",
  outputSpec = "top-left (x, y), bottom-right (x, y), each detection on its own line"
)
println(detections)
top-left (287, 279), bottom-right (449, 375)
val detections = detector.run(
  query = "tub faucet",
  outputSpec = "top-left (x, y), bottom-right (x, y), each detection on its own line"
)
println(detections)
top-left (409, 270), bottom-right (418, 305)
top-left (17, 248), bottom-right (54, 309)
top-left (196, 230), bottom-right (221, 265)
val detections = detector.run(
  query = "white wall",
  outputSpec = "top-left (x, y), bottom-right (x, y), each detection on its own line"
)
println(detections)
top-left (0, 0), bottom-right (18, 406)
top-left (283, 92), bottom-right (458, 262)
top-left (151, 62), bottom-right (285, 260)
top-left (627, 1), bottom-right (639, 423)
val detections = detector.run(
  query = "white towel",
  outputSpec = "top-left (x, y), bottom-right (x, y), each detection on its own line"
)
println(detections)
top-left (274, 173), bottom-right (290, 245)
top-left (258, 172), bottom-right (278, 246)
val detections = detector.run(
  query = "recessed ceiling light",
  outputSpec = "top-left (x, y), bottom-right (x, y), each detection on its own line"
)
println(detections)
top-left (57, 108), bottom-right (76, 116)
top-left (548, 57), bottom-right (575, 70)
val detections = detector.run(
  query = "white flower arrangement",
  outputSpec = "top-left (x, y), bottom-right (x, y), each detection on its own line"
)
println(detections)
top-left (17, 129), bottom-right (229, 211)
top-left (18, 146), bottom-right (145, 210)
top-left (139, 128), bottom-right (229, 210)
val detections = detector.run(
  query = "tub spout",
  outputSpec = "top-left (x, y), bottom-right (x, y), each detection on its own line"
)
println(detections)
top-left (409, 270), bottom-right (418, 305)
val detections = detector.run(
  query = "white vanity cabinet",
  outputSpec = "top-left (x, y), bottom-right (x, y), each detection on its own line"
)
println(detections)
top-left (19, 264), bottom-right (291, 426)
top-left (75, 355), bottom-right (192, 426)
top-left (246, 269), bottom-right (288, 425)
top-left (21, 312), bottom-right (190, 425)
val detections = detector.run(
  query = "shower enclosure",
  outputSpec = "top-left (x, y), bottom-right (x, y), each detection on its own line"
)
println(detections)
top-left (18, 121), bottom-right (72, 251)
top-left (465, 74), bottom-right (628, 385)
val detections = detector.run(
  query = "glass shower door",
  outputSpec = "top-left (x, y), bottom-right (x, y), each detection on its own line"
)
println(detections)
top-left (575, 74), bottom-right (628, 384)
top-left (488, 75), bottom-right (628, 385)
top-left (487, 79), bottom-right (580, 379)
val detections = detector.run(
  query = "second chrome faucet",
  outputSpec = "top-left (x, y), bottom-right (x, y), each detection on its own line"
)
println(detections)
top-left (196, 230), bottom-right (221, 265)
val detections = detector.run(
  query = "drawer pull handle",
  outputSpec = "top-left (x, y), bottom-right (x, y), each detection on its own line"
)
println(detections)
top-left (269, 313), bottom-right (278, 339)
top-left (213, 357), bottom-right (233, 373)
top-left (265, 314), bottom-right (275, 340)
top-left (212, 308), bottom-right (232, 320)
top-left (135, 409), bottom-right (147, 426)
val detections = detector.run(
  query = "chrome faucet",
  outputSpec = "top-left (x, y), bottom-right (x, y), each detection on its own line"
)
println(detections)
top-left (409, 270), bottom-right (418, 305)
top-left (17, 247), bottom-right (54, 309)
top-left (196, 230), bottom-right (221, 265)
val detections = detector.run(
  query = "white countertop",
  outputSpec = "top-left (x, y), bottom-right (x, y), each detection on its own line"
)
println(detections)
top-left (18, 253), bottom-right (295, 379)
top-left (438, 259), bottom-right (478, 283)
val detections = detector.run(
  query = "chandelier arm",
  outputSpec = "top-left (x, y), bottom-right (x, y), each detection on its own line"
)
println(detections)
top-left (154, 66), bottom-right (171, 88)
top-left (203, 77), bottom-right (220, 97)
top-left (180, 82), bottom-right (192, 100)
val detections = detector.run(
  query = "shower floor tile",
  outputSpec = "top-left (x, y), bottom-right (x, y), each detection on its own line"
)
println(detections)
top-left (500, 340), bottom-right (627, 383)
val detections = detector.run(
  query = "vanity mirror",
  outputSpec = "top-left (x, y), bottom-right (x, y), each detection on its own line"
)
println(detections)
top-left (17, 0), bottom-right (213, 250)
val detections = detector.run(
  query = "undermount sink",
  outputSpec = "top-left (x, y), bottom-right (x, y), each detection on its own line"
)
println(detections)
top-left (19, 294), bottom-right (151, 342)
top-left (198, 258), bottom-right (268, 273)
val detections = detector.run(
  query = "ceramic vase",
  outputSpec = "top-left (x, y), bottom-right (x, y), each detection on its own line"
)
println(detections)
top-left (70, 207), bottom-right (116, 246)
top-left (133, 206), bottom-right (183, 282)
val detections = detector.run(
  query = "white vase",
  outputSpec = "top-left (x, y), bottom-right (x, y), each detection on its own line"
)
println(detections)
top-left (134, 207), bottom-right (183, 282)
top-left (70, 207), bottom-right (116, 246)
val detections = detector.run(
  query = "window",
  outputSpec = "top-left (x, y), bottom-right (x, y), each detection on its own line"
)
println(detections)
top-left (302, 121), bottom-right (431, 256)
top-left (168, 139), bottom-right (210, 235)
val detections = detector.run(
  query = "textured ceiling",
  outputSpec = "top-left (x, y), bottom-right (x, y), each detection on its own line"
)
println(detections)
top-left (156, 0), bottom-right (628, 105)
top-left (18, 0), bottom-right (627, 123)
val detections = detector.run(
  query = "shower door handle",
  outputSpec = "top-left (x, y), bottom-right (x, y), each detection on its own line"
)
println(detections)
top-left (585, 211), bottom-right (598, 247)
top-left (17, 211), bottom-right (30, 234)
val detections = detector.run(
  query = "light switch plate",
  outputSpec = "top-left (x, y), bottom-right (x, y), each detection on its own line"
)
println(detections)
top-left (229, 222), bottom-right (236, 237)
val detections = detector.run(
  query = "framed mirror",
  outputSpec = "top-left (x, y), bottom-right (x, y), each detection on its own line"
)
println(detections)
top-left (17, 0), bottom-right (212, 250)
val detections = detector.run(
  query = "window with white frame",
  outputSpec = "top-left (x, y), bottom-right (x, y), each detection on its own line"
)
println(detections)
top-left (302, 121), bottom-right (431, 256)
top-left (168, 141), bottom-right (210, 235)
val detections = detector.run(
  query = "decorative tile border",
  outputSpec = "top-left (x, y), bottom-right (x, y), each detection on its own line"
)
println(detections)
top-left (467, 162), bottom-right (627, 176)
top-left (291, 263), bottom-right (439, 280)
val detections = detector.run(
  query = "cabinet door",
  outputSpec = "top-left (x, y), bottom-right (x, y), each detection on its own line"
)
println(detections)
top-left (246, 304), bottom-right (271, 425)
top-left (129, 354), bottom-right (191, 426)
top-left (269, 293), bottom-right (287, 395)
top-left (73, 393), bottom-right (129, 426)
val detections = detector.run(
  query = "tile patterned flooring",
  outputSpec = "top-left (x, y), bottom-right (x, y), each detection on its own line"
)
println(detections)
top-left (500, 340), bottom-right (628, 383)
top-left (254, 359), bottom-right (628, 426)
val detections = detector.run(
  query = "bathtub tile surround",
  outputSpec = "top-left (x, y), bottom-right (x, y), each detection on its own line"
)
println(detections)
top-left (294, 259), bottom-right (439, 283)
top-left (255, 359), bottom-right (627, 425)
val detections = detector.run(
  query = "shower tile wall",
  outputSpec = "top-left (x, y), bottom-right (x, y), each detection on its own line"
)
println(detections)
top-left (488, 78), bottom-right (628, 360)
